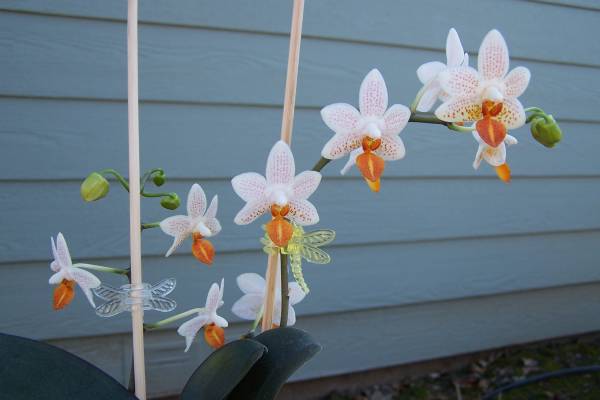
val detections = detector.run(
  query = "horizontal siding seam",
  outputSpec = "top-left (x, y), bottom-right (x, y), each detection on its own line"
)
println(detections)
top-left (1, 8), bottom-right (599, 70)
top-left (522, 0), bottom-right (600, 12)
top-left (3, 226), bottom-right (599, 266)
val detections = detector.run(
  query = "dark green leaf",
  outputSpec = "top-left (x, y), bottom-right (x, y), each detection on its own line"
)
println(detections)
top-left (181, 339), bottom-right (267, 400)
top-left (0, 333), bottom-right (136, 399)
top-left (227, 327), bottom-right (322, 400)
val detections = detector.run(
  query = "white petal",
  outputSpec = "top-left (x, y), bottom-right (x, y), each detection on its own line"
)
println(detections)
top-left (482, 141), bottom-right (507, 167)
top-left (194, 221), bottom-right (212, 237)
top-left (205, 282), bottom-right (221, 312)
top-left (320, 103), bottom-right (361, 135)
top-left (286, 306), bottom-right (297, 326)
top-left (439, 66), bottom-right (481, 98)
top-left (165, 235), bottom-right (187, 257)
top-left (237, 273), bottom-right (266, 294)
top-left (160, 215), bottom-right (192, 256)
top-left (292, 171), bottom-right (322, 200)
top-left (505, 134), bottom-right (518, 146)
top-left (416, 61), bottom-right (446, 84)
top-left (234, 199), bottom-right (269, 225)
top-left (177, 314), bottom-right (209, 352)
top-left (70, 268), bottom-right (101, 307)
top-left (212, 314), bottom-right (228, 328)
top-left (55, 233), bottom-right (73, 268)
top-left (462, 53), bottom-right (470, 67)
top-left (478, 29), bottom-right (510, 80)
top-left (473, 144), bottom-right (484, 170)
top-left (205, 195), bottom-right (219, 220)
top-left (416, 83), bottom-right (441, 112)
top-left (288, 282), bottom-right (306, 305)
top-left (49, 271), bottom-right (65, 285)
top-left (288, 199), bottom-right (319, 226)
top-left (321, 131), bottom-right (363, 160)
top-left (446, 28), bottom-right (465, 67)
top-left (375, 135), bottom-right (406, 161)
top-left (359, 69), bottom-right (388, 117)
top-left (435, 98), bottom-right (483, 123)
top-left (187, 184), bottom-right (207, 219)
top-left (218, 278), bottom-right (225, 304)
top-left (340, 148), bottom-right (363, 175)
top-left (383, 104), bottom-right (410, 137)
top-left (203, 217), bottom-right (222, 237)
top-left (231, 173), bottom-right (267, 202)
top-left (497, 98), bottom-right (526, 129)
top-left (503, 66), bottom-right (530, 98)
top-left (266, 141), bottom-right (295, 185)
top-left (232, 293), bottom-right (264, 320)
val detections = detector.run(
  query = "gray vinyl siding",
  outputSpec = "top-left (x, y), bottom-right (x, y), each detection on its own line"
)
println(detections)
top-left (1, 0), bottom-right (599, 397)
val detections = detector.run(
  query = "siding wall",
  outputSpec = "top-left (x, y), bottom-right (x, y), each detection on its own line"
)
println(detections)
top-left (1, 0), bottom-right (600, 397)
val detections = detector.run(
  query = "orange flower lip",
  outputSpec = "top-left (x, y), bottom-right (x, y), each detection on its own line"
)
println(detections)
top-left (192, 232), bottom-right (215, 265)
top-left (476, 116), bottom-right (506, 148)
top-left (53, 279), bottom-right (75, 310)
top-left (266, 216), bottom-right (294, 248)
top-left (204, 323), bottom-right (225, 349)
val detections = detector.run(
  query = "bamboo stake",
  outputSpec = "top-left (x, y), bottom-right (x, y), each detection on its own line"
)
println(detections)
top-left (261, 0), bottom-right (305, 332)
top-left (127, 0), bottom-right (146, 398)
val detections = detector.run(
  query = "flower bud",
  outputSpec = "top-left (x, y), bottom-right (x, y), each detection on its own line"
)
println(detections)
top-left (80, 172), bottom-right (109, 202)
top-left (530, 115), bottom-right (562, 148)
top-left (152, 171), bottom-right (166, 186)
top-left (160, 193), bottom-right (180, 210)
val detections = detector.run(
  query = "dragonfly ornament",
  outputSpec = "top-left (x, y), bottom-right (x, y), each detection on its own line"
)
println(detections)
top-left (262, 223), bottom-right (335, 293)
top-left (93, 278), bottom-right (177, 318)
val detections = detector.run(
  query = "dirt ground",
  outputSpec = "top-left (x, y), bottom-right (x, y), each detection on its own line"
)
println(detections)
top-left (322, 336), bottom-right (600, 400)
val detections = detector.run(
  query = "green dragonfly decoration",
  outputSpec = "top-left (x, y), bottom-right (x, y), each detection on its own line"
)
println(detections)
top-left (261, 223), bottom-right (335, 293)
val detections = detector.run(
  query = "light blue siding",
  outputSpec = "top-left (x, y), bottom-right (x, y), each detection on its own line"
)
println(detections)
top-left (1, 0), bottom-right (599, 397)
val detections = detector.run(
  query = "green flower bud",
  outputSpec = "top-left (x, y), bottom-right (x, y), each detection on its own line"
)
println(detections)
top-left (160, 193), bottom-right (180, 210)
top-left (152, 171), bottom-right (166, 187)
top-left (530, 115), bottom-right (562, 148)
top-left (80, 172), bottom-right (110, 202)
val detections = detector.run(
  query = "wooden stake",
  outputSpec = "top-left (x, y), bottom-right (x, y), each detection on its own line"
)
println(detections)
top-left (127, 0), bottom-right (146, 398)
top-left (262, 0), bottom-right (305, 332)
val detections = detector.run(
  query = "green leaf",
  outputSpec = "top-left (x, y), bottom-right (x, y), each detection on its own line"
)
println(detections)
top-left (0, 333), bottom-right (136, 399)
top-left (181, 339), bottom-right (267, 400)
top-left (227, 327), bottom-right (322, 400)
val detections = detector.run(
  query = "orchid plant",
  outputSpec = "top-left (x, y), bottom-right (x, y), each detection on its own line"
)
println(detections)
top-left (45, 26), bottom-right (561, 396)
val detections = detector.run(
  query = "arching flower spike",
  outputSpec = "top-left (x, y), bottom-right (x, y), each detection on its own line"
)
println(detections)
top-left (49, 233), bottom-right (101, 310)
top-left (320, 69), bottom-right (410, 192)
top-left (472, 131), bottom-right (518, 183)
top-left (416, 28), bottom-right (469, 112)
top-left (232, 141), bottom-right (321, 247)
top-left (231, 272), bottom-right (306, 327)
top-left (160, 183), bottom-right (221, 265)
top-left (177, 279), bottom-right (228, 351)
top-left (436, 30), bottom-right (530, 149)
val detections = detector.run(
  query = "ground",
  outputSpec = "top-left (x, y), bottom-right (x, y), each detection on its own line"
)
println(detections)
top-left (322, 335), bottom-right (600, 400)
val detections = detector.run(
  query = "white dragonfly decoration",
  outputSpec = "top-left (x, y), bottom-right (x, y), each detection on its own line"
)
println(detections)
top-left (93, 278), bottom-right (177, 318)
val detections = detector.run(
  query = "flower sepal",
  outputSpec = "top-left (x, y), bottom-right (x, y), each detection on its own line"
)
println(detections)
top-left (80, 172), bottom-right (110, 202)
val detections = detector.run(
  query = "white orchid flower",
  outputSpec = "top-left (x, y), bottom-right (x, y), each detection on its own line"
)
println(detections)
top-left (416, 28), bottom-right (469, 112)
top-left (49, 233), bottom-right (101, 309)
top-left (160, 183), bottom-right (221, 260)
top-left (231, 272), bottom-right (306, 327)
top-left (232, 140), bottom-right (321, 227)
top-left (435, 29), bottom-right (530, 147)
top-left (320, 69), bottom-right (410, 191)
top-left (177, 279), bottom-right (228, 352)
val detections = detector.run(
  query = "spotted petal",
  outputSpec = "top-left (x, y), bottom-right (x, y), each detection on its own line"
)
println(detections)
top-left (177, 314), bottom-right (209, 352)
top-left (266, 141), bottom-right (295, 185)
top-left (435, 97), bottom-right (483, 123)
top-left (478, 30), bottom-right (509, 81)
top-left (292, 171), bottom-right (322, 200)
top-left (321, 103), bottom-right (361, 135)
top-left (288, 199), bottom-right (319, 226)
top-left (55, 233), bottom-right (73, 268)
top-left (439, 66), bottom-right (480, 98)
top-left (375, 135), bottom-right (406, 161)
top-left (359, 69), bottom-right (388, 117)
top-left (416, 82), bottom-right (442, 112)
top-left (321, 131), bottom-right (363, 160)
top-left (497, 98), bottom-right (526, 129)
top-left (70, 267), bottom-right (101, 307)
top-left (234, 199), bottom-right (269, 225)
top-left (187, 184), bottom-right (207, 219)
top-left (231, 173), bottom-right (267, 202)
top-left (205, 281), bottom-right (221, 312)
top-left (383, 104), bottom-right (410, 136)
top-left (504, 66), bottom-right (530, 98)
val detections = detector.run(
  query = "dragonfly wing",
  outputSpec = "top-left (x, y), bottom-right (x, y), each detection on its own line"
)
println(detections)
top-left (303, 229), bottom-right (336, 247)
top-left (300, 245), bottom-right (331, 264)
top-left (149, 296), bottom-right (177, 312)
top-left (92, 284), bottom-right (122, 301)
top-left (95, 298), bottom-right (125, 318)
top-left (151, 278), bottom-right (176, 297)
top-left (290, 253), bottom-right (309, 294)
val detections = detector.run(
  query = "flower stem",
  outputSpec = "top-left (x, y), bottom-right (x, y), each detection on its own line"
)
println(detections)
top-left (409, 84), bottom-right (430, 113)
top-left (99, 168), bottom-right (130, 192)
top-left (140, 168), bottom-right (164, 192)
top-left (141, 222), bottom-right (161, 230)
top-left (252, 307), bottom-right (264, 332)
top-left (279, 253), bottom-right (289, 328)
top-left (312, 157), bottom-right (331, 172)
top-left (408, 112), bottom-right (449, 125)
top-left (74, 263), bottom-right (129, 276)
top-left (144, 308), bottom-right (204, 331)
